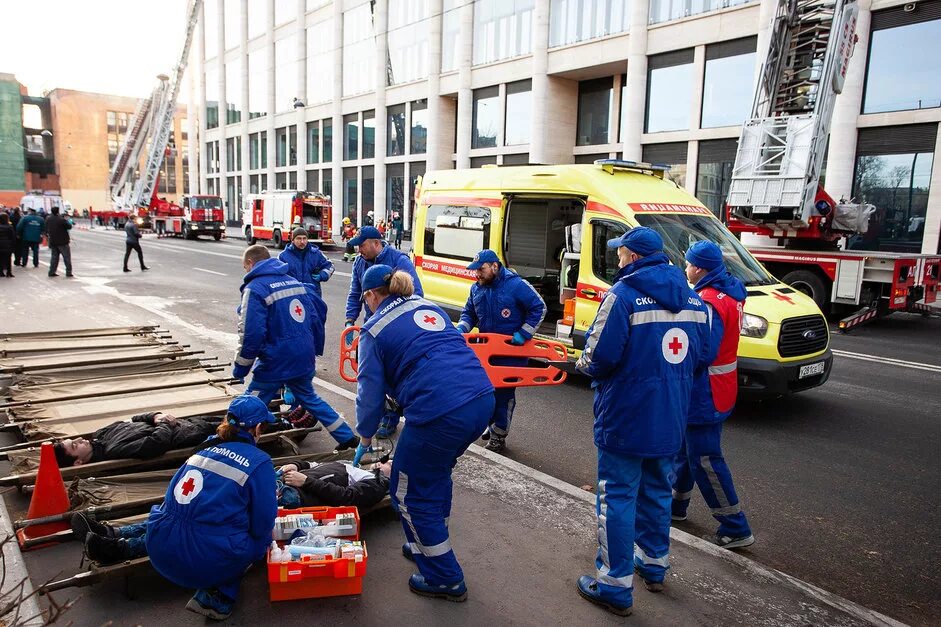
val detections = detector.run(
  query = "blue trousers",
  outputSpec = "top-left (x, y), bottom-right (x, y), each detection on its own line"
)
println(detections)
top-left (594, 450), bottom-right (673, 607)
top-left (672, 422), bottom-right (751, 538)
top-left (247, 375), bottom-right (354, 444)
top-left (489, 387), bottom-right (516, 436)
top-left (392, 393), bottom-right (493, 585)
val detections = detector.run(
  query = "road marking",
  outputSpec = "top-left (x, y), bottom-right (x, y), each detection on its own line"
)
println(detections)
top-left (193, 267), bottom-right (227, 276)
top-left (832, 349), bottom-right (941, 373)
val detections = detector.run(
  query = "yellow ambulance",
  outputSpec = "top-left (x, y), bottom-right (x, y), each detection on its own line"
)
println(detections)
top-left (411, 160), bottom-right (832, 396)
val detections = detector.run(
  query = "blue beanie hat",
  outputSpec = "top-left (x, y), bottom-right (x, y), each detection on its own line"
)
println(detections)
top-left (607, 226), bottom-right (663, 257)
top-left (226, 394), bottom-right (277, 429)
top-left (685, 240), bottom-right (724, 271)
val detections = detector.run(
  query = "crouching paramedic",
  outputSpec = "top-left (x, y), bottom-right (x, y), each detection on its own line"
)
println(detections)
top-left (574, 227), bottom-right (709, 616)
top-left (235, 244), bottom-right (358, 450)
top-left (354, 265), bottom-right (494, 601)
top-left (672, 240), bottom-right (754, 549)
top-left (456, 249), bottom-right (546, 453)
top-left (73, 395), bottom-right (278, 621)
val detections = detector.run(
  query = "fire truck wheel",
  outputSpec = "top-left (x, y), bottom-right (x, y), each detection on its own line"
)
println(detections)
top-left (213, 233), bottom-right (222, 241)
top-left (273, 230), bottom-right (285, 250)
top-left (782, 270), bottom-right (828, 312)
top-left (245, 227), bottom-right (257, 246)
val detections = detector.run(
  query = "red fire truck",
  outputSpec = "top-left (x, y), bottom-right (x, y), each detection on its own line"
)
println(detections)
top-left (242, 190), bottom-right (335, 249)
top-left (153, 194), bottom-right (226, 240)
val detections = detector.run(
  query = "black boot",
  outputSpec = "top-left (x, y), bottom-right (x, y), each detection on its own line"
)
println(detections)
top-left (335, 435), bottom-right (360, 451)
top-left (84, 533), bottom-right (133, 565)
top-left (71, 512), bottom-right (116, 542)
top-left (123, 267), bottom-right (131, 272)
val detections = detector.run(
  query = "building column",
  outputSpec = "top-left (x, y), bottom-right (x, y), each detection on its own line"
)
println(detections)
top-left (193, 1), bottom-right (205, 195)
top-left (295, 0), bottom-right (307, 190)
top-left (265, 0), bottom-right (276, 192)
top-left (332, 0), bottom-right (344, 234)
top-left (374, 0), bottom-right (389, 222)
top-left (923, 130), bottom-right (941, 254)
top-left (425, 0), bottom-right (446, 172)
top-left (621, 0), bottom-right (650, 161)
top-left (455, 1), bottom-right (474, 169)
top-left (686, 45), bottom-right (706, 195)
top-left (529, 0), bottom-right (550, 165)
top-left (218, 1), bottom-right (230, 218)
top-left (827, 0), bottom-right (871, 202)
top-left (240, 0), bottom-right (250, 215)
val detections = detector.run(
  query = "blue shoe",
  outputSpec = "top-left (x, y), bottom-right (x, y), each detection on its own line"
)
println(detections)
top-left (402, 543), bottom-right (415, 562)
top-left (185, 589), bottom-right (233, 621)
top-left (633, 565), bottom-right (664, 593)
top-left (576, 575), bottom-right (632, 616)
top-left (408, 574), bottom-right (467, 602)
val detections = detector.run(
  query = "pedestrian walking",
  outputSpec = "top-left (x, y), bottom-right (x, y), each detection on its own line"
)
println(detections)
top-left (45, 207), bottom-right (74, 277)
top-left (234, 245), bottom-right (358, 450)
top-left (345, 225), bottom-right (423, 327)
top-left (353, 264), bottom-right (495, 601)
top-left (574, 227), bottom-right (710, 616)
top-left (123, 219), bottom-right (149, 272)
top-left (456, 249), bottom-right (546, 452)
top-left (672, 240), bottom-right (755, 549)
top-left (15, 208), bottom-right (44, 268)
top-left (0, 213), bottom-right (16, 277)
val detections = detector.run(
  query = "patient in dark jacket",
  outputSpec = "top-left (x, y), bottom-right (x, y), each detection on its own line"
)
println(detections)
top-left (53, 413), bottom-right (219, 467)
top-left (277, 459), bottom-right (391, 509)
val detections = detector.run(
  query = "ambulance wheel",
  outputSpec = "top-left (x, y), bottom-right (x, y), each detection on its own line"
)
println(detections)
top-left (782, 270), bottom-right (828, 312)
top-left (245, 227), bottom-right (257, 245)
top-left (273, 230), bottom-right (285, 250)
top-left (213, 233), bottom-right (222, 241)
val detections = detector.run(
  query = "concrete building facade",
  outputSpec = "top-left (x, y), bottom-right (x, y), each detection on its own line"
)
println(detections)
top-left (192, 0), bottom-right (941, 254)
top-left (0, 73), bottom-right (59, 207)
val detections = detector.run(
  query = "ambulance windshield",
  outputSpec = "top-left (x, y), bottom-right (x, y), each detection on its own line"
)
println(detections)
top-left (635, 214), bottom-right (776, 286)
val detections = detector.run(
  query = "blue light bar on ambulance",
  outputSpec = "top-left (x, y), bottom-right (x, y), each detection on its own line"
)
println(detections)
top-left (594, 159), bottom-right (670, 179)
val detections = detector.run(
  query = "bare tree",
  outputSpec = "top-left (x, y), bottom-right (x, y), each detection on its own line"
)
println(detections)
top-left (0, 534), bottom-right (78, 626)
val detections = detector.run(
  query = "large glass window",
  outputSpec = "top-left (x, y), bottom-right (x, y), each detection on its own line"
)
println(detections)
top-left (646, 51), bottom-right (694, 133)
top-left (852, 125), bottom-right (936, 252)
top-left (205, 67), bottom-right (219, 129)
top-left (424, 204), bottom-right (492, 259)
top-left (473, 0), bottom-right (535, 65)
top-left (388, 104), bottom-right (407, 156)
top-left (248, 49), bottom-right (268, 118)
top-left (248, 0), bottom-right (265, 40)
top-left (249, 132), bottom-right (260, 170)
top-left (549, 0), bottom-right (629, 48)
top-left (387, 163), bottom-right (406, 220)
top-left (472, 86), bottom-right (499, 149)
top-left (441, 0), bottom-right (461, 72)
top-left (863, 14), bottom-right (941, 114)
top-left (261, 131), bottom-right (268, 168)
top-left (226, 137), bottom-right (237, 171)
top-left (344, 114), bottom-right (359, 160)
top-left (308, 0), bottom-right (331, 10)
top-left (306, 20), bottom-right (334, 106)
top-left (307, 121), bottom-right (320, 164)
top-left (577, 77), bottom-right (613, 146)
top-left (648, 0), bottom-right (751, 25)
top-left (289, 126), bottom-right (297, 166)
top-left (204, 0), bottom-right (219, 59)
top-left (363, 166), bottom-right (375, 224)
top-left (344, 168), bottom-right (358, 221)
top-left (363, 111), bottom-right (376, 159)
top-left (505, 80), bottom-right (532, 146)
top-left (225, 62), bottom-right (242, 125)
top-left (411, 100), bottom-right (428, 154)
top-left (275, 35), bottom-right (297, 114)
top-left (701, 38), bottom-right (756, 129)
top-left (389, 0), bottom-right (430, 85)
top-left (207, 140), bottom-right (220, 174)
top-left (323, 118), bottom-right (333, 162)
top-left (642, 142), bottom-right (687, 189)
top-left (276, 127), bottom-right (288, 167)
top-left (275, 0), bottom-right (294, 25)
top-left (343, 4), bottom-right (376, 96)
top-left (696, 139), bottom-right (738, 218)
top-left (224, 0), bottom-right (240, 51)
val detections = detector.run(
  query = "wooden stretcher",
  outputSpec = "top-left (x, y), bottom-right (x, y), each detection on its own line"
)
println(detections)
top-left (0, 326), bottom-right (160, 341)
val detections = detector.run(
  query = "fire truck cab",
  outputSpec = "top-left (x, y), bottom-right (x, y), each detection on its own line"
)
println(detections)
top-left (242, 190), bottom-right (334, 249)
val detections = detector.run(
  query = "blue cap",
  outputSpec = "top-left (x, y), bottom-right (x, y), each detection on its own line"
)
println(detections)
top-left (685, 240), bottom-right (724, 271)
top-left (361, 263), bottom-right (394, 295)
top-left (467, 249), bottom-right (500, 270)
top-left (226, 394), bottom-right (278, 428)
top-left (607, 226), bottom-right (663, 256)
top-left (348, 225), bottom-right (383, 246)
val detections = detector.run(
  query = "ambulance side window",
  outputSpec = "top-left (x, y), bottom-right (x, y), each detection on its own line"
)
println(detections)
top-left (424, 204), bottom-right (491, 261)
top-left (591, 220), bottom-right (628, 285)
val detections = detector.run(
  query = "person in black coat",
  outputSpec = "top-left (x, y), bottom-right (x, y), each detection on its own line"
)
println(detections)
top-left (277, 459), bottom-right (390, 509)
top-left (45, 206), bottom-right (73, 277)
top-left (0, 213), bottom-right (16, 277)
top-left (53, 412), bottom-right (219, 467)
top-left (123, 219), bottom-right (149, 272)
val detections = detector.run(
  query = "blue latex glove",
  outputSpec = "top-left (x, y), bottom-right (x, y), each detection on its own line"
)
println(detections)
top-left (283, 387), bottom-right (295, 406)
top-left (510, 331), bottom-right (526, 346)
top-left (310, 272), bottom-right (322, 283)
top-left (352, 442), bottom-right (372, 467)
top-left (318, 270), bottom-right (330, 282)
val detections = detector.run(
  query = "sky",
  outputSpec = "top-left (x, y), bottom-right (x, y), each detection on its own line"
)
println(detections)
top-left (4, 0), bottom-right (192, 101)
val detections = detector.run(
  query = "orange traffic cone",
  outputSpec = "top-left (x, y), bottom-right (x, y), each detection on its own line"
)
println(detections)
top-left (16, 442), bottom-right (71, 549)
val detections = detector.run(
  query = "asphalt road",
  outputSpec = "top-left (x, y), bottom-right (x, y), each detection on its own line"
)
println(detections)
top-left (8, 228), bottom-right (940, 625)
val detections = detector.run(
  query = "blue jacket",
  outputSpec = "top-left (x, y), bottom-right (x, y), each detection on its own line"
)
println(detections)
top-left (688, 267), bottom-right (747, 425)
top-left (456, 266), bottom-right (547, 339)
top-left (345, 244), bottom-right (423, 323)
top-left (234, 258), bottom-right (323, 382)
top-left (16, 213), bottom-right (45, 243)
top-left (355, 295), bottom-right (494, 439)
top-left (145, 434), bottom-right (277, 591)
top-left (575, 253), bottom-right (710, 457)
top-left (278, 243), bottom-right (335, 299)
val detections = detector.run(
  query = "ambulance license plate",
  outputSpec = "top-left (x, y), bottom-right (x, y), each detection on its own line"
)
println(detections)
top-left (799, 362), bottom-right (825, 379)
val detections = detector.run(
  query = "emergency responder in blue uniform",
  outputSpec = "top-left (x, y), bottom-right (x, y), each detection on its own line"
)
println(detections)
top-left (344, 225), bottom-right (423, 327)
top-left (456, 249), bottom-right (546, 452)
top-left (145, 394), bottom-right (278, 620)
top-left (279, 226), bottom-right (335, 299)
top-left (353, 264), bottom-right (494, 601)
top-left (672, 240), bottom-right (754, 548)
top-left (574, 227), bottom-right (710, 616)
top-left (234, 245), bottom-right (358, 449)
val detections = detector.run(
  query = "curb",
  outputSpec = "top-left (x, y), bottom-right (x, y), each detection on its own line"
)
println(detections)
top-left (0, 496), bottom-right (44, 626)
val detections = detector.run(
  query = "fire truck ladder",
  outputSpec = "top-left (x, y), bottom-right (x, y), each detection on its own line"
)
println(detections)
top-left (727, 0), bottom-right (858, 227)
top-left (107, 95), bottom-right (154, 205)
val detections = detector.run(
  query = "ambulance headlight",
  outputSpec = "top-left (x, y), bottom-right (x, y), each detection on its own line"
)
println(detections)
top-left (740, 313), bottom-right (768, 338)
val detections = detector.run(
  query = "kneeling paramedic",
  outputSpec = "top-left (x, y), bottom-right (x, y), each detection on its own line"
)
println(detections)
top-left (234, 245), bottom-right (358, 450)
top-left (672, 240), bottom-right (754, 549)
top-left (457, 249), bottom-right (546, 452)
top-left (75, 395), bottom-right (279, 621)
top-left (574, 227), bottom-right (709, 616)
top-left (354, 264), bottom-right (495, 601)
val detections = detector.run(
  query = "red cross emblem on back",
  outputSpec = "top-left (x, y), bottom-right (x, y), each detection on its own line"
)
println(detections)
top-left (424, 314), bottom-right (437, 325)
top-left (181, 477), bottom-right (196, 496)
top-left (772, 291), bottom-right (795, 305)
top-left (668, 336), bottom-right (684, 355)
top-left (295, 305), bottom-right (303, 316)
